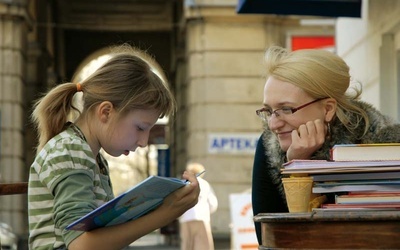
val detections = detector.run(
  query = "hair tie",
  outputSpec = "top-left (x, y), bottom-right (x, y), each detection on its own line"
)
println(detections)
top-left (76, 83), bottom-right (82, 92)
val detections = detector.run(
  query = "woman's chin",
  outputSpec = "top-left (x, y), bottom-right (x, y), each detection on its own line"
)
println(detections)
top-left (279, 141), bottom-right (291, 152)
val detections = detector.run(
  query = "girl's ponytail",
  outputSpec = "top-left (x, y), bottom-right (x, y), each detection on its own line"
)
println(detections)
top-left (31, 82), bottom-right (81, 152)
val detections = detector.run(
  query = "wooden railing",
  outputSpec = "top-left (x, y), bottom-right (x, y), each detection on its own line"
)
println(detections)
top-left (0, 182), bottom-right (28, 195)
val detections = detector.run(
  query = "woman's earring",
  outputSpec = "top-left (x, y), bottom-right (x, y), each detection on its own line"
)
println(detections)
top-left (326, 122), bottom-right (332, 141)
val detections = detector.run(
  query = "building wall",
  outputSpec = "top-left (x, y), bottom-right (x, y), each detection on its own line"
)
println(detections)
top-left (180, 1), bottom-right (302, 234)
top-left (336, 0), bottom-right (400, 121)
top-left (0, 2), bottom-right (31, 235)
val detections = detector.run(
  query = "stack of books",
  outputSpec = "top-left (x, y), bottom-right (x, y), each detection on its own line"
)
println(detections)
top-left (281, 143), bottom-right (400, 210)
top-left (322, 191), bottom-right (400, 209)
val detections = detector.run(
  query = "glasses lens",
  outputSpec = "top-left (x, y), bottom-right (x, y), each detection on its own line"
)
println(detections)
top-left (256, 109), bottom-right (267, 121)
top-left (280, 107), bottom-right (294, 115)
top-left (262, 110), bottom-right (271, 120)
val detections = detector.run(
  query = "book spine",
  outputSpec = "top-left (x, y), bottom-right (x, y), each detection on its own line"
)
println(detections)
top-left (344, 192), bottom-right (400, 197)
top-left (348, 191), bottom-right (400, 195)
top-left (335, 196), bottom-right (400, 204)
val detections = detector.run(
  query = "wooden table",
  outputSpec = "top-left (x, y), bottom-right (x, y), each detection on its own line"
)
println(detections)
top-left (254, 210), bottom-right (400, 249)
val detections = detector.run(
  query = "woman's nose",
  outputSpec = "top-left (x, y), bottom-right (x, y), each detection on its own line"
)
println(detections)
top-left (267, 115), bottom-right (285, 131)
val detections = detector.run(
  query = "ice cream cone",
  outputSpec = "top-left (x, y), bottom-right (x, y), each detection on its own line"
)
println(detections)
top-left (282, 176), bottom-right (313, 213)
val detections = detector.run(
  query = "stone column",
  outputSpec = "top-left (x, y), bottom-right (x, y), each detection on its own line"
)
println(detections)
top-left (181, 2), bottom-right (287, 235)
top-left (0, 0), bottom-right (30, 236)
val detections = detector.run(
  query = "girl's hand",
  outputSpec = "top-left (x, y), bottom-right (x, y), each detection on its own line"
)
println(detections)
top-left (160, 171), bottom-right (200, 217)
top-left (286, 119), bottom-right (326, 161)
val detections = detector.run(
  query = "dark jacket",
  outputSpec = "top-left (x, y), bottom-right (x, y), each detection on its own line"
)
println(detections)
top-left (252, 100), bottom-right (400, 244)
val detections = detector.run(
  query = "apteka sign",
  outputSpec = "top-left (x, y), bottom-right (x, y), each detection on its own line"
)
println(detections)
top-left (208, 133), bottom-right (259, 154)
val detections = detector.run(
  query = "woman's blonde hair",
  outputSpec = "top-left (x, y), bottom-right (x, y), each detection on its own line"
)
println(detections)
top-left (32, 44), bottom-right (176, 152)
top-left (264, 46), bottom-right (369, 135)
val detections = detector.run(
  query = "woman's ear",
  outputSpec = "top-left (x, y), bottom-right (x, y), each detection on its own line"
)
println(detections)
top-left (324, 98), bottom-right (337, 123)
top-left (97, 101), bottom-right (114, 123)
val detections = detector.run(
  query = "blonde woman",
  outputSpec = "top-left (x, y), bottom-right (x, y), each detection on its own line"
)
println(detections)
top-left (252, 46), bottom-right (400, 243)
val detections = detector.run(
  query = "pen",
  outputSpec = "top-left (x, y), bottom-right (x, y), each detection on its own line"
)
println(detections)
top-left (185, 170), bottom-right (206, 183)
top-left (196, 170), bottom-right (206, 177)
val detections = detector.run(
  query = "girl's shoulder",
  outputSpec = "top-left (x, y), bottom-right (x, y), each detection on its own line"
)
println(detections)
top-left (35, 127), bottom-right (95, 168)
top-left (45, 128), bottom-right (90, 152)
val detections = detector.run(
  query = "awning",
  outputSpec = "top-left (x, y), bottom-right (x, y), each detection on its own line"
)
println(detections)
top-left (236, 0), bottom-right (362, 18)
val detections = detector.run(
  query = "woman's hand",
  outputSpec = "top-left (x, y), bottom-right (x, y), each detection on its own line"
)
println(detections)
top-left (286, 119), bottom-right (326, 161)
top-left (159, 171), bottom-right (200, 217)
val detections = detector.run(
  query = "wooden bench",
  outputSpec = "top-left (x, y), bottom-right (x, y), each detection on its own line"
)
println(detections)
top-left (254, 210), bottom-right (400, 249)
top-left (0, 182), bottom-right (28, 195)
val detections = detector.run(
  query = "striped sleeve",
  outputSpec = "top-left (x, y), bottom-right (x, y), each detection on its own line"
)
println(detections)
top-left (28, 128), bottom-right (113, 249)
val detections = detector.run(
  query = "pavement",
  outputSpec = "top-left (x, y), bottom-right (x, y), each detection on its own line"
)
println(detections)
top-left (128, 232), bottom-right (231, 250)
top-left (129, 244), bottom-right (179, 250)
top-left (16, 230), bottom-right (231, 250)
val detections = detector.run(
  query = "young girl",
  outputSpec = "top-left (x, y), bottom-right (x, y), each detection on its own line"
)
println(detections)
top-left (28, 45), bottom-right (200, 250)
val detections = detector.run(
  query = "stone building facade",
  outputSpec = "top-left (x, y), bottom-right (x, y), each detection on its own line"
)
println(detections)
top-left (0, 0), bottom-right (399, 246)
top-left (0, 0), bottom-right (32, 237)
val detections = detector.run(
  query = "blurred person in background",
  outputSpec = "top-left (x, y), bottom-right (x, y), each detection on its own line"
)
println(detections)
top-left (179, 162), bottom-right (218, 250)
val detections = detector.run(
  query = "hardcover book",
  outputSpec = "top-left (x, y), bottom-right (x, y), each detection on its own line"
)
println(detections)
top-left (330, 143), bottom-right (400, 161)
top-left (314, 179), bottom-right (400, 187)
top-left (320, 203), bottom-right (400, 210)
top-left (66, 175), bottom-right (187, 231)
top-left (281, 160), bottom-right (400, 175)
top-left (335, 192), bottom-right (400, 204)
top-left (311, 171), bottom-right (400, 182)
top-left (312, 184), bottom-right (400, 194)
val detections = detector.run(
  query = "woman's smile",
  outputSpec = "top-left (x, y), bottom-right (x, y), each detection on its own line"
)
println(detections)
top-left (276, 130), bottom-right (292, 138)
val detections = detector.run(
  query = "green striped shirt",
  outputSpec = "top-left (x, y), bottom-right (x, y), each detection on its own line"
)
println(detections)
top-left (28, 125), bottom-right (114, 250)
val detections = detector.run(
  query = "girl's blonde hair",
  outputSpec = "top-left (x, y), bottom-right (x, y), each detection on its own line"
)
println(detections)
top-left (264, 46), bottom-right (369, 135)
top-left (32, 45), bottom-right (176, 152)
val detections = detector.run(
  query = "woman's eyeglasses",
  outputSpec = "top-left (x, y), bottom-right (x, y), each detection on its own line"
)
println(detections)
top-left (256, 98), bottom-right (328, 122)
